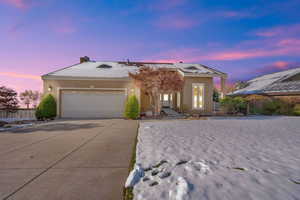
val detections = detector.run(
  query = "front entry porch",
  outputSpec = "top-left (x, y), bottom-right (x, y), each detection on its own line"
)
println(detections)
top-left (138, 75), bottom-right (227, 116)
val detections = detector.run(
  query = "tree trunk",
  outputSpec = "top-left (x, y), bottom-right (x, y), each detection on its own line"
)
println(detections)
top-left (152, 92), bottom-right (162, 117)
top-left (156, 94), bottom-right (162, 115)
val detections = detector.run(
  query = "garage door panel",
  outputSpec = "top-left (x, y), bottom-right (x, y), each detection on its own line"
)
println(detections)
top-left (61, 91), bottom-right (126, 118)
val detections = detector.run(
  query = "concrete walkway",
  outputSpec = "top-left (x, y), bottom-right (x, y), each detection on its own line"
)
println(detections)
top-left (0, 119), bottom-right (138, 200)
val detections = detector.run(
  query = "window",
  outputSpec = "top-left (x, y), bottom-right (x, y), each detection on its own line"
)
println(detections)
top-left (192, 83), bottom-right (204, 109)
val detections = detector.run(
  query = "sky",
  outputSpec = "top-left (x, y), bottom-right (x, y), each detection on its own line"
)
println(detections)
top-left (1, 0), bottom-right (300, 93)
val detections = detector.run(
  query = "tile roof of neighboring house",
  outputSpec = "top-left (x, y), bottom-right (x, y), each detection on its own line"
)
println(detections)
top-left (42, 61), bottom-right (227, 80)
top-left (232, 67), bottom-right (300, 95)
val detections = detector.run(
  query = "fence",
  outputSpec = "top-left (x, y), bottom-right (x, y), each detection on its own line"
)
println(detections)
top-left (213, 102), bottom-right (221, 112)
top-left (0, 109), bottom-right (36, 121)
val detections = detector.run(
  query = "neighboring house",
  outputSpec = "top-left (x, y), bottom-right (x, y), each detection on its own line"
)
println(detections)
top-left (42, 57), bottom-right (227, 118)
top-left (232, 67), bottom-right (300, 102)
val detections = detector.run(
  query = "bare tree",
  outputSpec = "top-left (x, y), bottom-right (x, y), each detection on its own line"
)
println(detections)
top-left (129, 67), bottom-right (184, 116)
top-left (32, 91), bottom-right (42, 108)
top-left (235, 81), bottom-right (249, 90)
top-left (20, 90), bottom-right (41, 108)
top-left (0, 86), bottom-right (19, 117)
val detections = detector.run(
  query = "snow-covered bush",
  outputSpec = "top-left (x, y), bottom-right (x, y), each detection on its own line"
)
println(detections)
top-left (124, 95), bottom-right (140, 119)
top-left (35, 94), bottom-right (57, 120)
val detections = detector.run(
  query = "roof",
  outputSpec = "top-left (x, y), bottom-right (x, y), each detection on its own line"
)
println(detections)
top-left (42, 61), bottom-right (227, 80)
top-left (232, 67), bottom-right (300, 95)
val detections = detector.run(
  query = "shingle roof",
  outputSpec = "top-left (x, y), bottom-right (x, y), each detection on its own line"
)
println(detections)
top-left (232, 67), bottom-right (300, 95)
top-left (263, 81), bottom-right (300, 93)
top-left (42, 61), bottom-right (226, 79)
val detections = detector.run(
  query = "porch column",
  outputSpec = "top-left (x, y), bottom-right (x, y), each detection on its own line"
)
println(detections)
top-left (220, 77), bottom-right (227, 99)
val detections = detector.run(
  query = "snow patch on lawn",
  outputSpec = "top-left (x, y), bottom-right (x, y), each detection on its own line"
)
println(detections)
top-left (0, 118), bottom-right (35, 123)
top-left (0, 123), bottom-right (33, 132)
top-left (169, 177), bottom-right (189, 200)
top-left (125, 164), bottom-right (144, 188)
top-left (130, 117), bottom-right (300, 200)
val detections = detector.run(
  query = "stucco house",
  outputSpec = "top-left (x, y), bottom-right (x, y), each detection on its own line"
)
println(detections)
top-left (42, 57), bottom-right (227, 118)
top-left (231, 67), bottom-right (300, 103)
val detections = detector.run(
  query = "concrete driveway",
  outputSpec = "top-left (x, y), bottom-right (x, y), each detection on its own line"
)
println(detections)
top-left (0, 119), bottom-right (138, 200)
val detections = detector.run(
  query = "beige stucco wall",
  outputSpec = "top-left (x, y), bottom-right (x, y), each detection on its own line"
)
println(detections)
top-left (43, 78), bottom-right (135, 117)
top-left (43, 76), bottom-right (214, 117)
top-left (182, 76), bottom-right (213, 115)
top-left (140, 76), bottom-right (214, 114)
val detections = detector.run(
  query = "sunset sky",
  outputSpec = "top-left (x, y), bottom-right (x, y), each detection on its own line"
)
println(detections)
top-left (1, 0), bottom-right (300, 93)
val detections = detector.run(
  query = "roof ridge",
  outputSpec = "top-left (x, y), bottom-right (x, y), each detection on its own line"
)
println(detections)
top-left (42, 62), bottom-right (83, 77)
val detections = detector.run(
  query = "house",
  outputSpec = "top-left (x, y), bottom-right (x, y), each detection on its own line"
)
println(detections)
top-left (231, 67), bottom-right (300, 103)
top-left (42, 57), bottom-right (227, 118)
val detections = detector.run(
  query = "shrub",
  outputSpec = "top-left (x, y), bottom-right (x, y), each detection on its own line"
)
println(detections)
top-left (35, 106), bottom-right (43, 120)
top-left (245, 95), bottom-right (271, 114)
top-left (124, 95), bottom-right (140, 119)
top-left (213, 89), bottom-right (219, 102)
top-left (220, 96), bottom-right (247, 114)
top-left (294, 104), bottom-right (300, 116)
top-left (262, 99), bottom-right (293, 115)
top-left (232, 97), bottom-right (247, 114)
top-left (220, 96), bottom-right (235, 114)
top-left (262, 100), bottom-right (281, 115)
top-left (35, 94), bottom-right (57, 120)
top-left (277, 101), bottom-right (294, 115)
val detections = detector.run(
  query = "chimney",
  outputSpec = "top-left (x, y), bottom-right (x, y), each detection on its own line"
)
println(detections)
top-left (80, 56), bottom-right (90, 63)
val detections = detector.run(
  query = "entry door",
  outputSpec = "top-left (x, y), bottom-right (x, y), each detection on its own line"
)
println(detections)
top-left (162, 93), bottom-right (173, 108)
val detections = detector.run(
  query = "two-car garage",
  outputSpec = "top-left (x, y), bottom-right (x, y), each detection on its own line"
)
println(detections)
top-left (60, 90), bottom-right (126, 118)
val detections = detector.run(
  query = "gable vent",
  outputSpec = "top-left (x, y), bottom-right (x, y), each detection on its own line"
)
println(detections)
top-left (185, 66), bottom-right (198, 70)
top-left (97, 64), bottom-right (112, 69)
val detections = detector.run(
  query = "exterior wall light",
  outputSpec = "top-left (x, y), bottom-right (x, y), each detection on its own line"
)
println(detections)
top-left (48, 86), bottom-right (53, 92)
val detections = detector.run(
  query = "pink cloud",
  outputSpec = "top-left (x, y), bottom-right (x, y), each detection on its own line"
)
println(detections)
top-left (154, 15), bottom-right (199, 29)
top-left (0, 72), bottom-right (40, 80)
top-left (150, 23), bottom-right (300, 62)
top-left (0, 72), bottom-right (42, 96)
top-left (272, 61), bottom-right (290, 69)
top-left (1, 0), bottom-right (33, 9)
top-left (256, 61), bottom-right (300, 74)
top-left (276, 38), bottom-right (300, 46)
top-left (256, 24), bottom-right (300, 37)
top-left (149, 35), bottom-right (300, 62)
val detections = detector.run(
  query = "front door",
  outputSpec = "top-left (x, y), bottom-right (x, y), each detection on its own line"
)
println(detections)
top-left (161, 93), bottom-right (173, 108)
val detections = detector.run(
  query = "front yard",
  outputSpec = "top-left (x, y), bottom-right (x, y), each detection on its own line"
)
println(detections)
top-left (127, 116), bottom-right (300, 200)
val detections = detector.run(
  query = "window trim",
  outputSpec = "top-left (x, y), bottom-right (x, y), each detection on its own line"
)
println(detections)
top-left (192, 83), bottom-right (205, 110)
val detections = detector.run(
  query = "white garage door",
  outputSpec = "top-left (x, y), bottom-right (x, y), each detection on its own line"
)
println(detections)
top-left (61, 90), bottom-right (126, 118)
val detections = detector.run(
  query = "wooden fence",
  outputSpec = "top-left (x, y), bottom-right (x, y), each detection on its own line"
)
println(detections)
top-left (0, 109), bottom-right (36, 120)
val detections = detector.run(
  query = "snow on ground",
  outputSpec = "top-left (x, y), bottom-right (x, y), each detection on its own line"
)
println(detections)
top-left (130, 116), bottom-right (300, 200)
top-left (0, 118), bottom-right (35, 123)
top-left (0, 124), bottom-right (33, 132)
